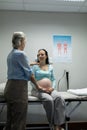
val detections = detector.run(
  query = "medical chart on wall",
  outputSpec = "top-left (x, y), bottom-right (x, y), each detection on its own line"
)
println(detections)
top-left (53, 35), bottom-right (72, 63)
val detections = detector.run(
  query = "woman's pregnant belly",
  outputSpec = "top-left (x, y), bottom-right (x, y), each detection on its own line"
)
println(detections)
top-left (37, 78), bottom-right (52, 89)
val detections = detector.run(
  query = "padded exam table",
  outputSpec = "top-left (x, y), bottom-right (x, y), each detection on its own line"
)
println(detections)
top-left (0, 89), bottom-right (87, 130)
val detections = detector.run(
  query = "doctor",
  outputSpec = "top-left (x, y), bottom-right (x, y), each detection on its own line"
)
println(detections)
top-left (4, 32), bottom-right (41, 130)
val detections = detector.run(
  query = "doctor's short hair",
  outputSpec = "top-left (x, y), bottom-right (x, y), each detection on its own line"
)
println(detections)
top-left (12, 32), bottom-right (25, 49)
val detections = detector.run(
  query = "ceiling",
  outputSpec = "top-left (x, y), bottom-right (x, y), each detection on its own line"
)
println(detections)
top-left (0, 0), bottom-right (87, 13)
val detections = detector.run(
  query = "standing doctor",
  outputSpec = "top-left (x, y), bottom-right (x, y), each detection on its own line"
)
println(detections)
top-left (4, 32), bottom-right (41, 130)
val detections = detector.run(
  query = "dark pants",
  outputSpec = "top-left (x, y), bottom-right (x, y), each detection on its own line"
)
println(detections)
top-left (4, 80), bottom-right (28, 130)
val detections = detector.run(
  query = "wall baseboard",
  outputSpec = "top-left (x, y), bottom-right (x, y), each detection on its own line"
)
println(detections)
top-left (68, 122), bottom-right (87, 130)
top-left (1, 122), bottom-right (87, 130)
top-left (26, 122), bottom-right (87, 130)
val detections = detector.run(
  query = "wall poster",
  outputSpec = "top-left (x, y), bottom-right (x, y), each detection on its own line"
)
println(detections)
top-left (53, 35), bottom-right (72, 63)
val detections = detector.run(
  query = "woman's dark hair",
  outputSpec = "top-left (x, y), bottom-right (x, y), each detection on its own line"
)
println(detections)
top-left (37, 49), bottom-right (49, 64)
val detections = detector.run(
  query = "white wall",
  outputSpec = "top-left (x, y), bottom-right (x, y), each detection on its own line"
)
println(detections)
top-left (0, 11), bottom-right (87, 90)
top-left (0, 11), bottom-right (87, 121)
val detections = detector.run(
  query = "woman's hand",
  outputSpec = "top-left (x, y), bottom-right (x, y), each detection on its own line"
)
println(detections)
top-left (45, 87), bottom-right (54, 94)
top-left (38, 86), bottom-right (54, 94)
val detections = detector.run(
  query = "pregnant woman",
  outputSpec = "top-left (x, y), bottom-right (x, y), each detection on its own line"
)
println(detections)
top-left (31, 49), bottom-right (66, 130)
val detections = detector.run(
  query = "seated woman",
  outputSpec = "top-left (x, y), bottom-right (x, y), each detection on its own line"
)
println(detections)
top-left (31, 49), bottom-right (66, 130)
